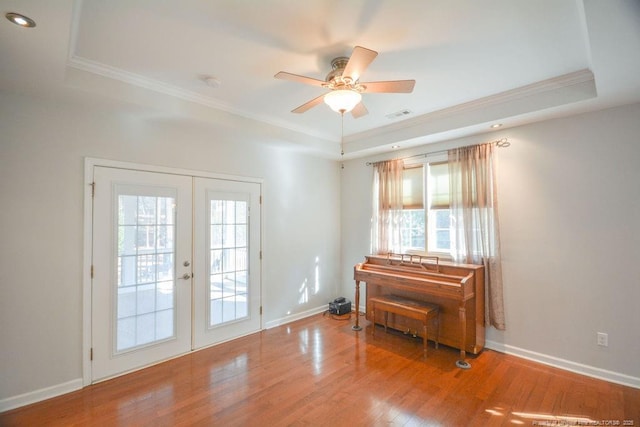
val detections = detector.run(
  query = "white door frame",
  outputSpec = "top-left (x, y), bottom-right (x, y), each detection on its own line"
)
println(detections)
top-left (82, 157), bottom-right (264, 386)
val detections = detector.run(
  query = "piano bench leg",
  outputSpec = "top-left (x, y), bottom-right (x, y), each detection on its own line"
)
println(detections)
top-left (419, 308), bottom-right (440, 358)
top-left (428, 309), bottom-right (440, 356)
top-left (423, 322), bottom-right (428, 357)
top-left (434, 313), bottom-right (440, 350)
top-left (371, 307), bottom-right (375, 337)
top-left (383, 311), bottom-right (389, 333)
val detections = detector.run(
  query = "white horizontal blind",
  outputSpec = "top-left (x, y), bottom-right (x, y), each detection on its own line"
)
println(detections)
top-left (402, 165), bottom-right (424, 209)
top-left (428, 162), bottom-right (449, 209)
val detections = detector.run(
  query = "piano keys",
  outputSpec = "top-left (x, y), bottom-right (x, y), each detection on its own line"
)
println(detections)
top-left (353, 253), bottom-right (485, 361)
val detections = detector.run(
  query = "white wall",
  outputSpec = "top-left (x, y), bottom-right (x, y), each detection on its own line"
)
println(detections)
top-left (340, 102), bottom-right (640, 385)
top-left (2, 91), bottom-right (638, 406)
top-left (0, 91), bottom-right (341, 402)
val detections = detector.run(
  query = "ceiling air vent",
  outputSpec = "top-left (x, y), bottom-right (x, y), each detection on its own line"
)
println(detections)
top-left (386, 109), bottom-right (412, 120)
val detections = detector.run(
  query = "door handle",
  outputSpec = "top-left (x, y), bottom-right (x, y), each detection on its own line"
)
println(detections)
top-left (179, 273), bottom-right (192, 280)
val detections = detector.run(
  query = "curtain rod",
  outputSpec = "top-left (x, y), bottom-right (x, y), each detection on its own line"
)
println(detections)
top-left (365, 137), bottom-right (510, 166)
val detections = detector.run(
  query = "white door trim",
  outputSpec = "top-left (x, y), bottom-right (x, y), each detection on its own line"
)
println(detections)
top-left (83, 157), bottom-right (264, 386)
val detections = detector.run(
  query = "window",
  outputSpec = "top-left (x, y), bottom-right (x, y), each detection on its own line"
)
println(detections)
top-left (400, 166), bottom-right (425, 251)
top-left (398, 161), bottom-right (453, 255)
top-left (426, 162), bottom-right (451, 254)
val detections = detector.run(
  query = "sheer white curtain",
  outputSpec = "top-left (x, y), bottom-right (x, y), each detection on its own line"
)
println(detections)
top-left (449, 143), bottom-right (506, 330)
top-left (372, 159), bottom-right (404, 254)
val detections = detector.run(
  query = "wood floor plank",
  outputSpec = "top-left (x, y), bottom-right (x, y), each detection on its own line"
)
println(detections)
top-left (1, 313), bottom-right (638, 426)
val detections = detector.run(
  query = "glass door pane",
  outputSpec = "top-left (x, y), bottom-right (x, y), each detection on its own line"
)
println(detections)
top-left (209, 199), bottom-right (249, 326)
top-left (116, 193), bottom-right (176, 352)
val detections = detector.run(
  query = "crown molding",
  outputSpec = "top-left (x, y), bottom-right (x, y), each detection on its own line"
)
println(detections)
top-left (65, 52), bottom-right (596, 158)
top-left (343, 69), bottom-right (596, 152)
top-left (66, 55), bottom-right (334, 142)
top-left (67, 55), bottom-right (233, 110)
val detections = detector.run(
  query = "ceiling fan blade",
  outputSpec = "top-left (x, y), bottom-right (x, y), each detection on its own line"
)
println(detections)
top-left (342, 46), bottom-right (378, 81)
top-left (291, 93), bottom-right (327, 113)
top-left (351, 101), bottom-right (368, 118)
top-left (274, 71), bottom-right (326, 87)
top-left (360, 80), bottom-right (416, 93)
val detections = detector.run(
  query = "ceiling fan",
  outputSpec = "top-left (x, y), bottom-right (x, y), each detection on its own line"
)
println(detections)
top-left (274, 46), bottom-right (415, 118)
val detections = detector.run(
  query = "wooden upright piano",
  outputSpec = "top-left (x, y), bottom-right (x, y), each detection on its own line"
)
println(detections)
top-left (353, 254), bottom-right (485, 360)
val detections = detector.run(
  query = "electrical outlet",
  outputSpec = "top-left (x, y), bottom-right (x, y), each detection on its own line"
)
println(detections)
top-left (597, 332), bottom-right (608, 347)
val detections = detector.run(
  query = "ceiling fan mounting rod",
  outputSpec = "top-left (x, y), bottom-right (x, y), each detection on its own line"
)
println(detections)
top-left (325, 56), bottom-right (355, 84)
top-left (331, 57), bottom-right (349, 70)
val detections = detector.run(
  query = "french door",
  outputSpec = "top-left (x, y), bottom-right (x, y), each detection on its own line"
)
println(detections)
top-left (91, 166), bottom-right (261, 382)
top-left (193, 178), bottom-right (261, 348)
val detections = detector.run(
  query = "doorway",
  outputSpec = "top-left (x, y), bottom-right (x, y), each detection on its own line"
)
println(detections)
top-left (87, 162), bottom-right (262, 382)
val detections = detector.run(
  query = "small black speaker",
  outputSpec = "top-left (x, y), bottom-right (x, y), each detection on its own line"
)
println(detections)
top-left (329, 297), bottom-right (352, 315)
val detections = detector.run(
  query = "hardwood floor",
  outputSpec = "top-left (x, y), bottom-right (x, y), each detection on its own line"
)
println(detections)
top-left (2, 312), bottom-right (639, 426)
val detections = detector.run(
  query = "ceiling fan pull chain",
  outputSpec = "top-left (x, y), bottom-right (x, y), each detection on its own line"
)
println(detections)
top-left (341, 111), bottom-right (345, 157)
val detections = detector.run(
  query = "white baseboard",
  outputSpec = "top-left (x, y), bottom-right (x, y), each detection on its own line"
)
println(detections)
top-left (264, 305), bottom-right (328, 329)
top-left (0, 378), bottom-right (83, 413)
top-left (485, 340), bottom-right (640, 389)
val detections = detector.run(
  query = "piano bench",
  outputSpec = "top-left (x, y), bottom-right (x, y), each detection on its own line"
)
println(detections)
top-left (369, 295), bottom-right (440, 357)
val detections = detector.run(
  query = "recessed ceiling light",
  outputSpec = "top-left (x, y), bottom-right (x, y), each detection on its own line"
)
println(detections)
top-left (391, 145), bottom-right (400, 149)
top-left (5, 12), bottom-right (36, 28)
top-left (490, 123), bottom-right (503, 129)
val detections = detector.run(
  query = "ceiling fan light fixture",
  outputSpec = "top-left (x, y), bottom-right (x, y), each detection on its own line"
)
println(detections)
top-left (324, 90), bottom-right (362, 113)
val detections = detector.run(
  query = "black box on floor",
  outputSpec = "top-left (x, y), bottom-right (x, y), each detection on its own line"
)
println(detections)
top-left (329, 297), bottom-right (352, 315)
